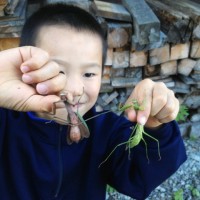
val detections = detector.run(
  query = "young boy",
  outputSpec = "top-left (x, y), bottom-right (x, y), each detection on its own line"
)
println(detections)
top-left (0, 3), bottom-right (186, 200)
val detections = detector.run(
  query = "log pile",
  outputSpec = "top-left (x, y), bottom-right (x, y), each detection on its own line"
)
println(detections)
top-left (93, 0), bottom-right (200, 138)
top-left (0, 0), bottom-right (27, 38)
top-left (0, 0), bottom-right (199, 137)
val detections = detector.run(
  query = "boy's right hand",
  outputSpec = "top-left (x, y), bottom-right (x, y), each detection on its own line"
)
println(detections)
top-left (0, 46), bottom-right (66, 112)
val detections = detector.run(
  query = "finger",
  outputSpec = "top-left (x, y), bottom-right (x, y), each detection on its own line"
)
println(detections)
top-left (124, 79), bottom-right (154, 124)
top-left (136, 90), bottom-right (153, 125)
top-left (157, 98), bottom-right (180, 123)
top-left (132, 79), bottom-right (154, 125)
top-left (155, 90), bottom-right (176, 119)
top-left (36, 72), bottom-right (67, 95)
top-left (22, 61), bottom-right (60, 84)
top-left (23, 94), bottom-right (60, 113)
top-left (124, 95), bottom-right (137, 122)
top-left (20, 46), bottom-right (50, 72)
top-left (151, 82), bottom-right (168, 117)
top-left (59, 90), bottom-right (74, 103)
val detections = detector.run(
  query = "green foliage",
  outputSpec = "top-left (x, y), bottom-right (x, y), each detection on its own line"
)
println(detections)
top-left (106, 185), bottom-right (116, 193)
top-left (176, 105), bottom-right (189, 123)
top-left (189, 186), bottom-right (200, 198)
top-left (173, 189), bottom-right (184, 200)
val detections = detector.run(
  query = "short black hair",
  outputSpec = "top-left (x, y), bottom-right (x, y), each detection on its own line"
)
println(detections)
top-left (20, 3), bottom-right (107, 64)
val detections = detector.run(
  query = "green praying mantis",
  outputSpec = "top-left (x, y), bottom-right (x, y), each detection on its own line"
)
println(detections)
top-left (98, 99), bottom-right (161, 167)
top-left (52, 93), bottom-right (161, 165)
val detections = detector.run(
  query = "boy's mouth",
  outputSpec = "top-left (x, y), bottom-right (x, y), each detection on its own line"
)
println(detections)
top-left (70, 102), bottom-right (85, 112)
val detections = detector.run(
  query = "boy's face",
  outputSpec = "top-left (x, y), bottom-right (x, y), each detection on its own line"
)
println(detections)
top-left (36, 25), bottom-right (103, 122)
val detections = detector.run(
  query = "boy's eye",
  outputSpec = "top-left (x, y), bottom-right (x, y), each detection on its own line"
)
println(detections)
top-left (84, 73), bottom-right (95, 78)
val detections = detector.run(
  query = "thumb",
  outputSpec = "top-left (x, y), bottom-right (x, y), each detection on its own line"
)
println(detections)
top-left (22, 95), bottom-right (60, 113)
top-left (19, 46), bottom-right (49, 72)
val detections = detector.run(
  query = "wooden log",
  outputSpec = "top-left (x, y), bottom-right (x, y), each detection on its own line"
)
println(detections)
top-left (191, 70), bottom-right (200, 81)
top-left (0, 0), bottom-right (8, 4)
top-left (4, 0), bottom-right (27, 17)
top-left (103, 66), bottom-right (111, 76)
top-left (193, 25), bottom-right (200, 40)
top-left (178, 74), bottom-right (196, 85)
top-left (146, 0), bottom-right (193, 43)
top-left (111, 77), bottom-right (140, 88)
top-left (111, 68), bottom-right (125, 77)
top-left (0, 38), bottom-right (19, 50)
top-left (178, 58), bottom-right (196, 76)
top-left (0, 0), bottom-right (26, 38)
top-left (174, 80), bottom-right (190, 94)
top-left (150, 75), bottom-right (170, 81)
top-left (194, 59), bottom-right (200, 71)
top-left (107, 22), bottom-right (132, 48)
top-left (149, 44), bottom-right (170, 65)
top-left (112, 49), bottom-right (129, 68)
top-left (101, 74), bottom-right (111, 84)
top-left (160, 60), bottom-right (177, 76)
top-left (26, 1), bottom-right (41, 18)
top-left (0, 18), bottom-right (24, 38)
top-left (190, 40), bottom-right (200, 58)
top-left (0, 25), bottom-right (22, 34)
top-left (44, 0), bottom-right (92, 11)
top-left (130, 50), bottom-right (147, 67)
top-left (93, 0), bottom-right (131, 22)
top-left (0, 0), bottom-right (7, 16)
top-left (131, 31), bottom-right (167, 51)
top-left (100, 84), bottom-right (113, 93)
top-left (160, 0), bottom-right (200, 40)
top-left (122, 0), bottom-right (160, 45)
top-left (125, 67), bottom-right (142, 79)
top-left (103, 91), bottom-right (119, 105)
top-left (170, 42), bottom-right (190, 60)
top-left (160, 0), bottom-right (200, 19)
top-left (104, 48), bottom-right (113, 66)
top-left (150, 76), bottom-right (175, 88)
top-left (144, 64), bottom-right (160, 77)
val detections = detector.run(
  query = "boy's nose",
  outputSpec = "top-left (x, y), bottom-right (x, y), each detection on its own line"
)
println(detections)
top-left (65, 77), bottom-right (84, 99)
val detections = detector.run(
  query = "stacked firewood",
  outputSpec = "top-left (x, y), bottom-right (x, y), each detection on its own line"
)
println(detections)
top-left (0, 0), bottom-right (200, 136)
top-left (92, 0), bottom-right (200, 118)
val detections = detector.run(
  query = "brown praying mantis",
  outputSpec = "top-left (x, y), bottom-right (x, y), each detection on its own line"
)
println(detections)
top-left (51, 90), bottom-right (90, 144)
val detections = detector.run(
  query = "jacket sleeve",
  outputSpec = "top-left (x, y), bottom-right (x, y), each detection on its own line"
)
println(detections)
top-left (0, 108), bottom-right (6, 157)
top-left (103, 120), bottom-right (187, 200)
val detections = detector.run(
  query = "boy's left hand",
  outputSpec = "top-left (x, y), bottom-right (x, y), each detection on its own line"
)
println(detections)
top-left (124, 79), bottom-right (179, 128)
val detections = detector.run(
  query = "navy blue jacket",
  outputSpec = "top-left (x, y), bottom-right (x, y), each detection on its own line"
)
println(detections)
top-left (0, 107), bottom-right (186, 200)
